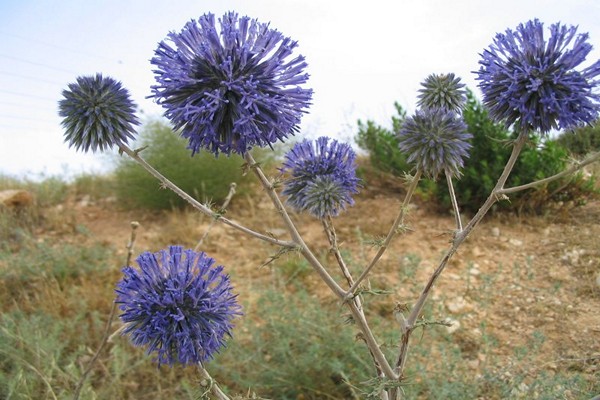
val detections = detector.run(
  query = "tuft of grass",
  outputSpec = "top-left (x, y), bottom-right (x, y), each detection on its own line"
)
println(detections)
top-left (213, 287), bottom-right (377, 399)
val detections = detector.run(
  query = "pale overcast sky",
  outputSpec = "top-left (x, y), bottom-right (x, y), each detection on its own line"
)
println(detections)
top-left (1, 0), bottom-right (599, 178)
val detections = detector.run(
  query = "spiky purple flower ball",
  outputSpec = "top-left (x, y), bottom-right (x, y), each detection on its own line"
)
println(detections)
top-left (59, 74), bottom-right (139, 152)
top-left (398, 108), bottom-right (472, 178)
top-left (115, 246), bottom-right (242, 366)
top-left (417, 73), bottom-right (466, 113)
top-left (475, 19), bottom-right (600, 134)
top-left (151, 12), bottom-right (313, 156)
top-left (281, 137), bottom-right (360, 219)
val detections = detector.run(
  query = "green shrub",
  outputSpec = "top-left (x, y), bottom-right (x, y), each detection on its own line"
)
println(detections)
top-left (556, 122), bottom-right (600, 156)
top-left (436, 91), bottom-right (598, 213)
top-left (113, 120), bottom-right (253, 210)
top-left (355, 102), bottom-right (411, 176)
top-left (72, 173), bottom-right (116, 200)
top-left (354, 92), bottom-right (597, 213)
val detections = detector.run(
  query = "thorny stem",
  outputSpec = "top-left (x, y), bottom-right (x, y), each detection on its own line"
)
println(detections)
top-left (456, 131), bottom-right (529, 241)
top-left (243, 152), bottom-right (345, 297)
top-left (245, 152), bottom-right (397, 380)
top-left (323, 218), bottom-right (389, 379)
top-left (198, 362), bottom-right (231, 400)
top-left (346, 169), bottom-right (422, 298)
top-left (72, 221), bottom-right (140, 400)
top-left (446, 171), bottom-right (462, 232)
top-left (498, 150), bottom-right (600, 195)
top-left (118, 144), bottom-right (293, 248)
top-left (347, 301), bottom-right (398, 380)
top-left (322, 217), bottom-right (363, 310)
top-left (194, 182), bottom-right (237, 252)
top-left (393, 131), bottom-right (530, 385)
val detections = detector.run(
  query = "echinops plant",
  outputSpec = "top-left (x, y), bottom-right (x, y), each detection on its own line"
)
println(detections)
top-left (59, 13), bottom-right (600, 400)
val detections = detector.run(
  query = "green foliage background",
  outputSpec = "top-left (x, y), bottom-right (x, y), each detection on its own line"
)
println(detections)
top-left (355, 91), bottom-right (598, 213)
top-left (556, 122), bottom-right (600, 156)
top-left (355, 102), bottom-right (410, 176)
top-left (113, 120), bottom-right (251, 210)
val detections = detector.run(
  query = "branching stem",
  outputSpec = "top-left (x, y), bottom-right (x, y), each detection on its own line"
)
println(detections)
top-left (246, 152), bottom-right (397, 380)
top-left (498, 150), bottom-right (600, 195)
top-left (118, 144), bottom-right (293, 248)
top-left (243, 152), bottom-right (345, 297)
top-left (393, 131), bottom-right (529, 383)
top-left (198, 363), bottom-right (231, 400)
top-left (347, 169), bottom-right (422, 297)
top-left (445, 171), bottom-right (462, 232)
top-left (194, 182), bottom-right (237, 251)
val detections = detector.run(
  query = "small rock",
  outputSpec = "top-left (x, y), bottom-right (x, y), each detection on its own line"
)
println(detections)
top-left (446, 296), bottom-right (467, 313)
top-left (595, 273), bottom-right (600, 289)
top-left (509, 238), bottom-right (523, 246)
top-left (446, 272), bottom-right (461, 280)
top-left (491, 227), bottom-right (501, 237)
top-left (561, 249), bottom-right (584, 266)
top-left (0, 189), bottom-right (34, 208)
top-left (469, 264), bottom-right (481, 276)
top-left (543, 228), bottom-right (551, 236)
top-left (471, 246), bottom-right (483, 257)
top-left (445, 318), bottom-right (461, 334)
top-left (77, 194), bottom-right (92, 207)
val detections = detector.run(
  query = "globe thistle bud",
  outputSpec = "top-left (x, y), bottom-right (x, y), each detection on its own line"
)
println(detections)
top-left (281, 137), bottom-right (360, 219)
top-left (151, 12), bottom-right (313, 156)
top-left (398, 108), bottom-right (472, 178)
top-left (115, 246), bottom-right (242, 366)
top-left (59, 74), bottom-right (139, 152)
top-left (475, 19), bottom-right (600, 134)
top-left (417, 73), bottom-right (466, 113)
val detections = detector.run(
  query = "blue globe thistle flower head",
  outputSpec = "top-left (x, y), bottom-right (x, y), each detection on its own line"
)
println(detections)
top-left (115, 246), bottom-right (242, 366)
top-left (417, 73), bottom-right (467, 113)
top-left (475, 19), bottom-right (600, 134)
top-left (398, 108), bottom-right (472, 178)
top-left (151, 12), bottom-right (313, 156)
top-left (58, 74), bottom-right (139, 153)
top-left (281, 137), bottom-right (360, 219)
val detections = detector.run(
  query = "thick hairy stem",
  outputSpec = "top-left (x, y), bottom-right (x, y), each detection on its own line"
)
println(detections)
top-left (394, 131), bottom-right (529, 382)
top-left (194, 182), bottom-right (237, 251)
top-left (243, 152), bottom-right (345, 297)
top-left (346, 169), bottom-right (422, 298)
top-left (498, 151), bottom-right (600, 195)
top-left (198, 363), bottom-right (231, 400)
top-left (73, 221), bottom-right (139, 400)
top-left (445, 171), bottom-right (462, 232)
top-left (118, 144), bottom-right (293, 248)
